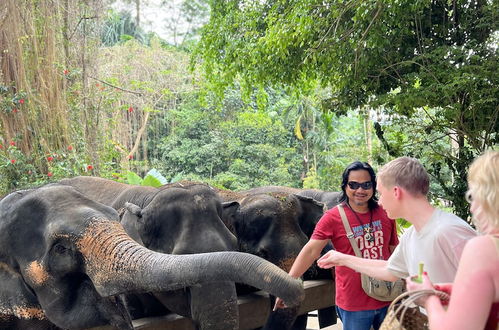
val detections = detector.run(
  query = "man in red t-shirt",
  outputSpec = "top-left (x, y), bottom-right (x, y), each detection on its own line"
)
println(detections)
top-left (274, 161), bottom-right (399, 330)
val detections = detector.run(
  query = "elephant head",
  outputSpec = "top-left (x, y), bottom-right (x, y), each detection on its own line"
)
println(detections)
top-left (220, 192), bottom-right (325, 270)
top-left (120, 184), bottom-right (238, 254)
top-left (59, 177), bottom-right (245, 329)
top-left (219, 189), bottom-right (329, 330)
top-left (118, 184), bottom-right (241, 329)
top-left (0, 185), bottom-right (304, 329)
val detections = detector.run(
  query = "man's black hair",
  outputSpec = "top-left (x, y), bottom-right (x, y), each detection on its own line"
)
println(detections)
top-left (338, 161), bottom-right (379, 210)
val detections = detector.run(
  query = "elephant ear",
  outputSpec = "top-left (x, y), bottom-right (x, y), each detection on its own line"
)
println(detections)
top-left (124, 202), bottom-right (143, 218)
top-left (119, 203), bottom-right (145, 245)
top-left (321, 191), bottom-right (341, 210)
top-left (221, 201), bottom-right (240, 235)
top-left (0, 261), bottom-right (46, 321)
top-left (294, 195), bottom-right (326, 238)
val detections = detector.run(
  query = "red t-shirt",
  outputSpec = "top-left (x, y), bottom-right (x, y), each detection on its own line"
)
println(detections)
top-left (312, 203), bottom-right (399, 311)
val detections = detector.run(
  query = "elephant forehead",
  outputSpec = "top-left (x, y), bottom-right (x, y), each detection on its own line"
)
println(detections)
top-left (25, 261), bottom-right (50, 286)
top-left (241, 195), bottom-right (281, 209)
top-left (152, 191), bottom-right (214, 212)
top-left (192, 193), bottom-right (218, 211)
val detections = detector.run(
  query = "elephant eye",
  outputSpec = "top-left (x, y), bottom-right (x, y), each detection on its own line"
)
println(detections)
top-left (53, 243), bottom-right (69, 254)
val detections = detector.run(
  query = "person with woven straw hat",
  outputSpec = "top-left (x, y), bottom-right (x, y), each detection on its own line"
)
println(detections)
top-left (406, 150), bottom-right (499, 329)
top-left (316, 157), bottom-right (476, 291)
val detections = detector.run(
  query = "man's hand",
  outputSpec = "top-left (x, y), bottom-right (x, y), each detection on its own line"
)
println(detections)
top-left (406, 272), bottom-right (434, 292)
top-left (405, 272), bottom-right (452, 306)
top-left (317, 250), bottom-right (345, 269)
top-left (273, 297), bottom-right (286, 311)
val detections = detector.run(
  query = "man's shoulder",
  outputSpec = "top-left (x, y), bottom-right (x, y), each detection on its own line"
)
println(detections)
top-left (432, 209), bottom-right (477, 241)
top-left (321, 205), bottom-right (341, 222)
top-left (399, 225), bottom-right (415, 240)
top-left (324, 204), bottom-right (340, 216)
top-left (435, 209), bottom-right (473, 228)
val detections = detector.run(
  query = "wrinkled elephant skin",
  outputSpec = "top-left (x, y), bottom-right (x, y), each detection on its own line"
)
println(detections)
top-left (0, 185), bottom-right (304, 329)
top-left (59, 177), bottom-right (236, 329)
top-left (218, 189), bottom-right (325, 330)
top-left (241, 186), bottom-right (340, 328)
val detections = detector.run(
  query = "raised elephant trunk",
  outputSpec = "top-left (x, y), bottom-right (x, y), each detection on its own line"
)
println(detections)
top-left (77, 218), bottom-right (304, 307)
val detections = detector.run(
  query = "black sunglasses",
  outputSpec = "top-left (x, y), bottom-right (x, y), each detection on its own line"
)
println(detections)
top-left (347, 181), bottom-right (373, 190)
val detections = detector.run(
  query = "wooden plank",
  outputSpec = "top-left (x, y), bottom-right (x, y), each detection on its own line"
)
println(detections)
top-left (237, 290), bottom-right (271, 330)
top-left (88, 280), bottom-right (335, 330)
top-left (298, 280), bottom-right (335, 315)
top-left (133, 314), bottom-right (195, 330)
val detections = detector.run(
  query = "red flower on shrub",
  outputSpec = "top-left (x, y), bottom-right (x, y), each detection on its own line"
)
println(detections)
top-left (64, 69), bottom-right (69, 75)
top-left (47, 156), bottom-right (54, 161)
top-left (128, 154), bottom-right (133, 160)
top-left (128, 106), bottom-right (134, 113)
top-left (9, 141), bottom-right (15, 146)
top-left (67, 145), bottom-right (73, 151)
top-left (12, 108), bottom-right (18, 113)
top-left (0, 144), bottom-right (3, 149)
top-left (19, 99), bottom-right (25, 104)
top-left (87, 165), bottom-right (94, 170)
top-left (10, 159), bottom-right (16, 164)
top-left (47, 172), bottom-right (53, 177)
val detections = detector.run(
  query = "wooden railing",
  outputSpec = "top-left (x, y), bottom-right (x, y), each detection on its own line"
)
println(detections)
top-left (92, 280), bottom-right (335, 330)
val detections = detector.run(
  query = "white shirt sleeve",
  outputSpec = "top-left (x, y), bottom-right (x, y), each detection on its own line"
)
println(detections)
top-left (387, 234), bottom-right (410, 279)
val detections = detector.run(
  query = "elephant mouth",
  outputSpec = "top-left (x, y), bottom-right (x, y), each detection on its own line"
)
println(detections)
top-left (41, 273), bottom-right (133, 330)
top-left (277, 257), bottom-right (296, 272)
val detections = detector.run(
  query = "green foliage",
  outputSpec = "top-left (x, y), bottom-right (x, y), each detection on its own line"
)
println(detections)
top-left (302, 167), bottom-right (319, 189)
top-left (195, 0), bottom-right (498, 219)
top-left (89, 38), bottom-right (195, 174)
top-left (152, 88), bottom-right (304, 190)
top-left (0, 142), bottom-right (95, 193)
top-left (396, 218), bottom-right (412, 235)
top-left (120, 168), bottom-right (168, 187)
top-left (101, 10), bottom-right (148, 46)
top-left (3, 0), bottom-right (493, 226)
top-left (160, 0), bottom-right (211, 47)
top-left (0, 86), bottom-right (28, 114)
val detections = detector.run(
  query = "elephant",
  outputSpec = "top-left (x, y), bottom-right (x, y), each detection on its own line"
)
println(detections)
top-left (58, 176), bottom-right (243, 329)
top-left (216, 189), bottom-right (327, 330)
top-left (241, 186), bottom-right (341, 212)
top-left (238, 186), bottom-right (341, 328)
top-left (0, 185), bottom-right (304, 329)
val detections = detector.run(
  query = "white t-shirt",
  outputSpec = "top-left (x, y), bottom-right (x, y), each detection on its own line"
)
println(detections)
top-left (387, 209), bottom-right (477, 283)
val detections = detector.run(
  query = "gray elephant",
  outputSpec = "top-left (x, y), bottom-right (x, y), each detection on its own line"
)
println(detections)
top-left (58, 176), bottom-right (242, 329)
top-left (236, 186), bottom-right (340, 328)
top-left (216, 189), bottom-right (326, 330)
top-left (0, 185), bottom-right (304, 329)
top-left (242, 186), bottom-right (341, 212)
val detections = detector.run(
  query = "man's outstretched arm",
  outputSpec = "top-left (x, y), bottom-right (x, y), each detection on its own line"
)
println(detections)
top-left (317, 250), bottom-right (399, 281)
top-left (274, 239), bottom-right (328, 310)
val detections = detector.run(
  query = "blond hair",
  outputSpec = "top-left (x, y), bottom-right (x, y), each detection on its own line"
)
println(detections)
top-left (378, 157), bottom-right (429, 197)
top-left (467, 150), bottom-right (499, 232)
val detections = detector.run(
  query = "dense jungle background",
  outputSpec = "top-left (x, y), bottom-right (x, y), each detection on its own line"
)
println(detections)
top-left (0, 0), bottom-right (497, 221)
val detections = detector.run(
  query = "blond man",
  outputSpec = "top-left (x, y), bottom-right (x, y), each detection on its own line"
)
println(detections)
top-left (317, 157), bottom-right (477, 284)
top-left (407, 150), bottom-right (499, 329)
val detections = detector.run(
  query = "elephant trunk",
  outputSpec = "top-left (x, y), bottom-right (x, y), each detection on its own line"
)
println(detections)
top-left (77, 219), bottom-right (304, 307)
